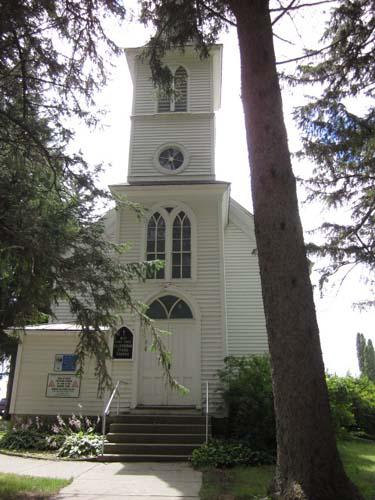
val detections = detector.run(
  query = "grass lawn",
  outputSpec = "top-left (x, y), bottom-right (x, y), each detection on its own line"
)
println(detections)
top-left (0, 472), bottom-right (71, 499)
top-left (200, 438), bottom-right (375, 500)
top-left (339, 439), bottom-right (375, 500)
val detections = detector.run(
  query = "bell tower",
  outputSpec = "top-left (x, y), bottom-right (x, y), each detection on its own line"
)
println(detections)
top-left (125, 45), bottom-right (222, 184)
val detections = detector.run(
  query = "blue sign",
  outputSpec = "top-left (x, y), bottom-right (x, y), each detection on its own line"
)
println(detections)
top-left (62, 355), bottom-right (77, 372)
top-left (54, 354), bottom-right (77, 372)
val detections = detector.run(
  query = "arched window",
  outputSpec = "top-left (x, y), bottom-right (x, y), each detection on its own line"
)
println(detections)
top-left (113, 327), bottom-right (134, 359)
top-left (172, 211), bottom-right (191, 278)
top-left (174, 66), bottom-right (187, 112)
top-left (157, 66), bottom-right (188, 113)
top-left (146, 212), bottom-right (165, 279)
top-left (148, 295), bottom-right (193, 320)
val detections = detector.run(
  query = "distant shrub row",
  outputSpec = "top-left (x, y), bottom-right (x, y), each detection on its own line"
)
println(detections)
top-left (217, 355), bottom-right (375, 449)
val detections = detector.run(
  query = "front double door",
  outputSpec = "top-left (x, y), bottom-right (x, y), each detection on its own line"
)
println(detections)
top-left (139, 319), bottom-right (198, 406)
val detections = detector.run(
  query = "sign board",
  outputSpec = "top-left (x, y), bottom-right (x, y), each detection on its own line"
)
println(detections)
top-left (54, 354), bottom-right (77, 372)
top-left (113, 327), bottom-right (133, 359)
top-left (46, 374), bottom-right (80, 398)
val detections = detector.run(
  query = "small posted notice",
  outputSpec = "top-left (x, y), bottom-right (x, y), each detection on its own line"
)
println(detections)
top-left (46, 374), bottom-right (80, 398)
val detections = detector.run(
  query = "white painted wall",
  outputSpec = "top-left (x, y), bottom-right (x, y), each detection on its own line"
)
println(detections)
top-left (11, 331), bottom-right (133, 416)
top-left (224, 199), bottom-right (268, 355)
top-left (127, 48), bottom-right (217, 183)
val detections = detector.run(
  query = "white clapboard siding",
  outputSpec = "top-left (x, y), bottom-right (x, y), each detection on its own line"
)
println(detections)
top-left (128, 113), bottom-right (215, 181)
top-left (12, 333), bottom-right (103, 416)
top-left (133, 54), bottom-right (212, 115)
top-left (12, 332), bottom-right (134, 416)
top-left (224, 200), bottom-right (268, 356)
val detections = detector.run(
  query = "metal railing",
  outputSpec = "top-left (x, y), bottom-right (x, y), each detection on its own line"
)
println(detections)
top-left (101, 379), bottom-right (128, 456)
top-left (205, 380), bottom-right (209, 443)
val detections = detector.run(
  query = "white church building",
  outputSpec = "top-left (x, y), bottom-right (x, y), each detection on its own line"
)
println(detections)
top-left (9, 44), bottom-right (268, 417)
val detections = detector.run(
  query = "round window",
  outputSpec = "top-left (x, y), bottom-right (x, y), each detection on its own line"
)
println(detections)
top-left (158, 147), bottom-right (184, 171)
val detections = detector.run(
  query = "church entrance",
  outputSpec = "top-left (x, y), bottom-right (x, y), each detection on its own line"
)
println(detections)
top-left (138, 295), bottom-right (199, 406)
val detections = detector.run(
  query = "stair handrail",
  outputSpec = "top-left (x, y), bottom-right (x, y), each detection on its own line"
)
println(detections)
top-left (101, 379), bottom-right (128, 456)
top-left (205, 380), bottom-right (209, 444)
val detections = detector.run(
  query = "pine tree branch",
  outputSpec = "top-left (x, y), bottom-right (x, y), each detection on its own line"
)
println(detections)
top-left (273, 32), bottom-right (296, 45)
top-left (11, 29), bottom-right (29, 120)
top-left (276, 39), bottom-right (339, 65)
top-left (272, 0), bottom-right (298, 26)
top-left (199, 1), bottom-right (237, 27)
top-left (270, 0), bottom-right (336, 12)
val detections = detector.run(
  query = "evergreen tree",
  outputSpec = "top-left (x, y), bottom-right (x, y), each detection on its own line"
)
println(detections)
top-left (365, 339), bottom-right (375, 382)
top-left (0, 0), bottom-right (177, 411)
top-left (139, 0), bottom-right (361, 498)
top-left (295, 0), bottom-right (375, 308)
top-left (357, 333), bottom-right (367, 374)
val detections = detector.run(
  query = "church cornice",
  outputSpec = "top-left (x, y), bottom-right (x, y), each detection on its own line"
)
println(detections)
top-left (110, 180), bottom-right (230, 198)
top-left (130, 112), bottom-right (214, 120)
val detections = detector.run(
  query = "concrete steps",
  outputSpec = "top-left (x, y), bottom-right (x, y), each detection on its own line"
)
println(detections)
top-left (101, 409), bottom-right (209, 462)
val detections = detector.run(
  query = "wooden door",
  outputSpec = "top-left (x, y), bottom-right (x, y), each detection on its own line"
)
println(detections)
top-left (139, 319), bottom-right (197, 406)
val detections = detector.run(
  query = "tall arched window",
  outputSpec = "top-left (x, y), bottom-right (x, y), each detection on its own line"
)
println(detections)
top-left (146, 212), bottom-right (165, 279)
top-left (157, 66), bottom-right (188, 112)
top-left (172, 211), bottom-right (191, 278)
top-left (174, 66), bottom-right (187, 112)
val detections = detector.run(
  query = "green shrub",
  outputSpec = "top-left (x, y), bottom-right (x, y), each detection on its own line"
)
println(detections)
top-left (326, 375), bottom-right (375, 438)
top-left (0, 430), bottom-right (49, 451)
top-left (0, 414), bottom-right (102, 455)
top-left (218, 355), bottom-right (276, 452)
top-left (191, 439), bottom-right (275, 468)
top-left (57, 432), bottom-right (102, 458)
top-left (326, 375), bottom-right (356, 436)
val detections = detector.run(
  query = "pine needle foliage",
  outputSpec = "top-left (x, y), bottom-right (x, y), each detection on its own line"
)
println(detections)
top-left (294, 0), bottom-right (375, 307)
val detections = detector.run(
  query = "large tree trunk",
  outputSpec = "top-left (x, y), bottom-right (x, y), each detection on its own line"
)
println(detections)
top-left (227, 1), bottom-right (362, 499)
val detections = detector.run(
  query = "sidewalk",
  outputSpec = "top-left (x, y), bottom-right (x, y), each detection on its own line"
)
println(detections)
top-left (0, 454), bottom-right (202, 500)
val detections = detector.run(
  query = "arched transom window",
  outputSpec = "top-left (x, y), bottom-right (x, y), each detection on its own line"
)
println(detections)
top-left (146, 208), bottom-right (193, 280)
top-left (157, 66), bottom-right (188, 113)
top-left (148, 295), bottom-right (193, 319)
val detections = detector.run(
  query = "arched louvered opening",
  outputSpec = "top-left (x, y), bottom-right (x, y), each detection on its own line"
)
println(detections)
top-left (174, 66), bottom-right (187, 112)
top-left (172, 211), bottom-right (191, 278)
top-left (147, 295), bottom-right (193, 320)
top-left (146, 212), bottom-right (166, 279)
top-left (157, 89), bottom-right (171, 112)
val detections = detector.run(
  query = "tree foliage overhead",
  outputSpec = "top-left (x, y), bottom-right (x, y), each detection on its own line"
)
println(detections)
top-left (0, 0), bottom-right (178, 393)
top-left (295, 0), bottom-right (375, 307)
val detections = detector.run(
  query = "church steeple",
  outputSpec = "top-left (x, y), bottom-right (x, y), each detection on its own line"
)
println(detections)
top-left (125, 45), bottom-right (222, 184)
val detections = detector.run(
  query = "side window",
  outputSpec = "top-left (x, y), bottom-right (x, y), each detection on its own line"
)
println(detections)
top-left (172, 211), bottom-right (191, 278)
top-left (146, 212), bottom-right (165, 279)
